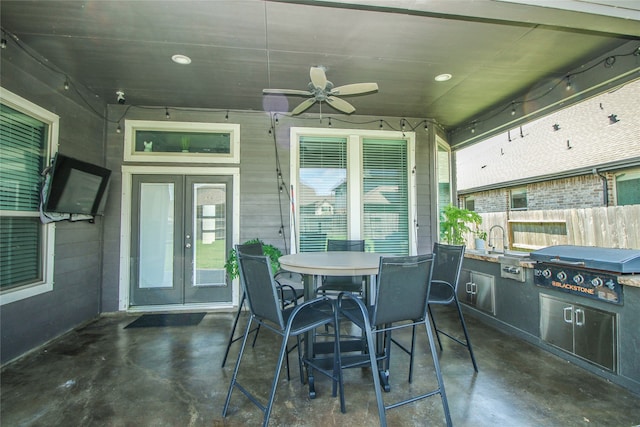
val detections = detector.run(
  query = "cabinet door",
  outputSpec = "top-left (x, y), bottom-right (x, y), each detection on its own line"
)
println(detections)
top-left (574, 306), bottom-right (616, 371)
top-left (540, 295), bottom-right (574, 353)
top-left (472, 271), bottom-right (495, 315)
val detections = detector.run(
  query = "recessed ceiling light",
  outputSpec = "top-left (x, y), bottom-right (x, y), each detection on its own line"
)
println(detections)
top-left (435, 73), bottom-right (452, 82)
top-left (171, 54), bottom-right (191, 65)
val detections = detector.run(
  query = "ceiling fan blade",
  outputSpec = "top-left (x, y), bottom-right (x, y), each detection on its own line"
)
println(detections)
top-left (263, 88), bottom-right (312, 96)
top-left (331, 82), bottom-right (379, 96)
top-left (291, 98), bottom-right (317, 115)
top-left (326, 96), bottom-right (356, 114)
top-left (310, 66), bottom-right (328, 90)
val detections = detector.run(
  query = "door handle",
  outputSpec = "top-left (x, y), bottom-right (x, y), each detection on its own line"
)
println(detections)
top-left (575, 308), bottom-right (585, 326)
top-left (563, 306), bottom-right (573, 323)
top-left (470, 282), bottom-right (477, 295)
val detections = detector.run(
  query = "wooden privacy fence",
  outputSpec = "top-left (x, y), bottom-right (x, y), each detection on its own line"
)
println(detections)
top-left (471, 205), bottom-right (640, 251)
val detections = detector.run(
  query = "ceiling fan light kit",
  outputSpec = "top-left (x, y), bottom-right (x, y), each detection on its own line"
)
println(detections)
top-left (263, 66), bottom-right (378, 115)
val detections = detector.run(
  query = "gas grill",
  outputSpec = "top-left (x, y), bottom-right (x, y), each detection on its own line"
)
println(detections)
top-left (530, 245), bottom-right (640, 305)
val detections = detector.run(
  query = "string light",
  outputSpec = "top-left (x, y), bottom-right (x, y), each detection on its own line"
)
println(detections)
top-left (510, 102), bottom-right (516, 116)
top-left (225, 110), bottom-right (229, 121)
top-left (165, 107), bottom-right (170, 119)
top-left (64, 78), bottom-right (70, 90)
top-left (565, 76), bottom-right (572, 91)
top-left (116, 123), bottom-right (122, 133)
top-left (379, 120), bottom-right (383, 129)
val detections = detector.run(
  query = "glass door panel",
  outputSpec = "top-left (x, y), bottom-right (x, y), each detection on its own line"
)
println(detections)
top-left (185, 177), bottom-right (231, 303)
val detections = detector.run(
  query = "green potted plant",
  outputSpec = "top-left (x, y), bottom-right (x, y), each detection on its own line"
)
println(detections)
top-left (224, 238), bottom-right (282, 280)
top-left (439, 204), bottom-right (483, 246)
top-left (474, 227), bottom-right (488, 252)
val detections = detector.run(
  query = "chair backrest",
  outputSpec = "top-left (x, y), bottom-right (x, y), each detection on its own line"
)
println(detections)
top-left (236, 242), bottom-right (264, 256)
top-left (372, 254), bottom-right (434, 326)
top-left (432, 242), bottom-right (465, 291)
top-left (327, 239), bottom-right (365, 252)
top-left (237, 252), bottom-right (285, 329)
top-left (325, 239), bottom-right (365, 286)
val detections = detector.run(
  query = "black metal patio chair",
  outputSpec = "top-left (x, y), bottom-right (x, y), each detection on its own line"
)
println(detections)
top-left (335, 254), bottom-right (452, 427)
top-left (428, 242), bottom-right (478, 372)
top-left (315, 239), bottom-right (366, 296)
top-left (391, 242), bottom-right (478, 380)
top-left (222, 252), bottom-right (342, 427)
top-left (221, 242), bottom-right (304, 379)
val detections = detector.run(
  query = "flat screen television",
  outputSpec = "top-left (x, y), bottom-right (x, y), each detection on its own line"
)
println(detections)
top-left (43, 153), bottom-right (111, 216)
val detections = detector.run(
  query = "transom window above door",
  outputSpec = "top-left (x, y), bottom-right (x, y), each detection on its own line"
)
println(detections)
top-left (124, 120), bottom-right (240, 164)
top-left (290, 127), bottom-right (416, 256)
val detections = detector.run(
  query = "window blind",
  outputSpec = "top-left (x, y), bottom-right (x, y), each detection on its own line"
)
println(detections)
top-left (298, 136), bottom-right (347, 252)
top-left (0, 103), bottom-right (47, 289)
top-left (362, 139), bottom-right (409, 255)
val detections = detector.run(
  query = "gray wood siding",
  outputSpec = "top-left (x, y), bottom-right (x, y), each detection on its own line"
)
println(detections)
top-left (1, 49), bottom-right (107, 364)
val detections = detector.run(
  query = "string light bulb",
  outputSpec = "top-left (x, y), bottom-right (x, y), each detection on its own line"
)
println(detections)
top-left (116, 123), bottom-right (122, 134)
top-left (379, 120), bottom-right (383, 129)
top-left (328, 117), bottom-right (332, 127)
top-left (64, 78), bottom-right (70, 90)
top-left (165, 108), bottom-right (170, 119)
top-left (511, 102), bottom-right (516, 116)
top-left (565, 76), bottom-right (572, 91)
top-left (225, 110), bottom-right (229, 121)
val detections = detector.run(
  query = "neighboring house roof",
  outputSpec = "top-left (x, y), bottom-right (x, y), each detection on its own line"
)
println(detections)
top-left (456, 78), bottom-right (640, 193)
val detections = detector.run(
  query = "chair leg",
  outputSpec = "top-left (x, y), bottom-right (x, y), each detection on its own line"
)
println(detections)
top-left (427, 304), bottom-right (444, 351)
top-left (423, 321), bottom-right (453, 427)
top-left (454, 298), bottom-right (479, 372)
top-left (222, 317), bottom-right (253, 417)
top-left (222, 292), bottom-right (247, 368)
top-left (408, 324), bottom-right (417, 383)
top-left (366, 329), bottom-right (388, 426)
top-left (263, 334), bottom-right (290, 426)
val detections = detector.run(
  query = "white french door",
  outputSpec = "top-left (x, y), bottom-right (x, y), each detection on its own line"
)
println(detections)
top-left (129, 174), bottom-right (233, 306)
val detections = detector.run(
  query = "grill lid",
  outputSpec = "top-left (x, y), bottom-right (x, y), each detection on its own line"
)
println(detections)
top-left (530, 245), bottom-right (640, 274)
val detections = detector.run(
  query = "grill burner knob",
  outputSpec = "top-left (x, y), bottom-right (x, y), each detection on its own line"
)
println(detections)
top-left (573, 274), bottom-right (584, 285)
top-left (543, 269), bottom-right (551, 278)
top-left (557, 271), bottom-right (567, 281)
top-left (591, 277), bottom-right (603, 287)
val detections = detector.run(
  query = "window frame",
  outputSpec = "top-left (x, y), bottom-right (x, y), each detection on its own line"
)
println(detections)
top-left (510, 186), bottom-right (528, 210)
top-left (435, 136), bottom-right (453, 240)
top-left (124, 120), bottom-right (240, 164)
top-left (615, 168), bottom-right (640, 206)
top-left (289, 127), bottom-right (417, 255)
top-left (0, 88), bottom-right (58, 305)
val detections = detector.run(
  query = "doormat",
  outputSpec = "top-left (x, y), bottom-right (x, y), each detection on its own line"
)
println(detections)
top-left (124, 312), bottom-right (206, 329)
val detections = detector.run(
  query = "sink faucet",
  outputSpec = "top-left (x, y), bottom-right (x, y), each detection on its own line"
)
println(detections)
top-left (488, 225), bottom-right (508, 253)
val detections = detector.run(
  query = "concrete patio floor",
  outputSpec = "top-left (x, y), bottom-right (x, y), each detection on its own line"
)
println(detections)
top-left (2, 306), bottom-right (639, 426)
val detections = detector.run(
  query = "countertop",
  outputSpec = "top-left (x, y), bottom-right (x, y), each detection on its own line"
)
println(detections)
top-left (463, 250), bottom-right (640, 288)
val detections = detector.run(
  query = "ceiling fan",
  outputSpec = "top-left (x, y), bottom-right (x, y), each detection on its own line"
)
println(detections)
top-left (263, 66), bottom-right (379, 115)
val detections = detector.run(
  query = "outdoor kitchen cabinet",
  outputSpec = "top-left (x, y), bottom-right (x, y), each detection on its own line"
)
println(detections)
top-left (540, 294), bottom-right (616, 372)
top-left (458, 269), bottom-right (495, 315)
